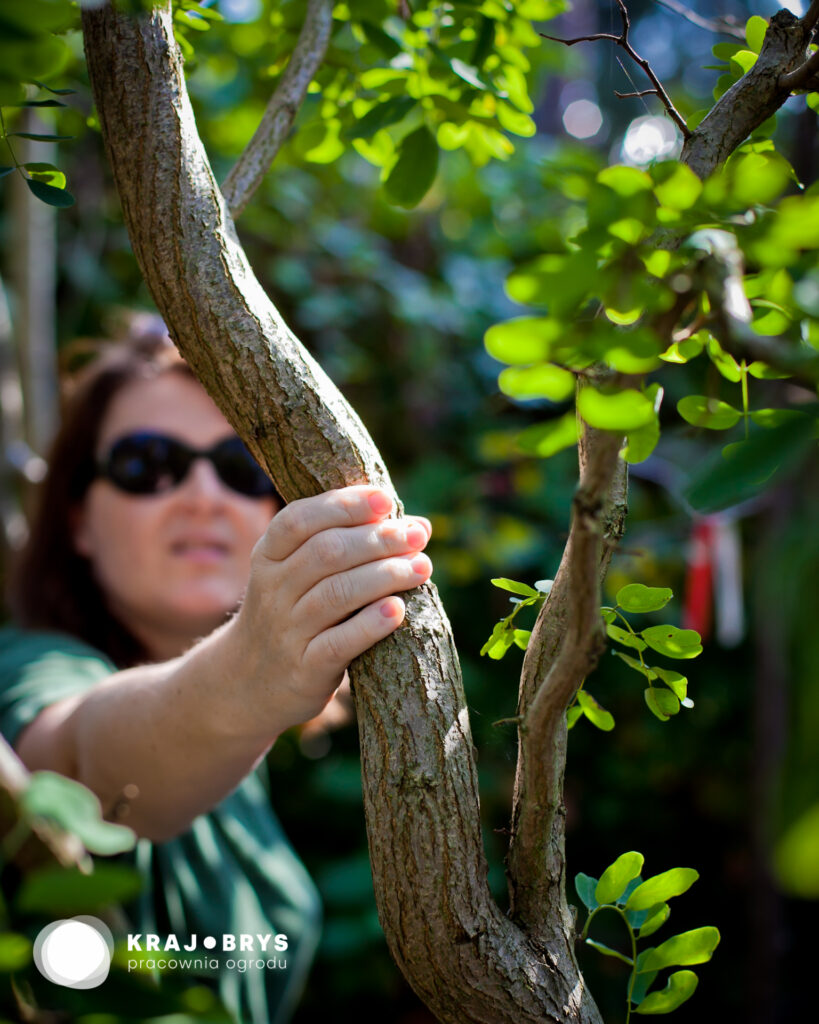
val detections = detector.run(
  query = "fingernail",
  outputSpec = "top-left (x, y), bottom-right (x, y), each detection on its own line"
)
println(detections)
top-left (368, 490), bottom-right (393, 515)
top-left (411, 554), bottom-right (431, 576)
top-left (380, 598), bottom-right (403, 618)
top-left (406, 524), bottom-right (427, 548)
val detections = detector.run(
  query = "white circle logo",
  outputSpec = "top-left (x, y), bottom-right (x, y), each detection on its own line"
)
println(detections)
top-left (33, 916), bottom-right (113, 989)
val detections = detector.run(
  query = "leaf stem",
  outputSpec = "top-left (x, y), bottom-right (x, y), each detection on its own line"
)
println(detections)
top-left (740, 359), bottom-right (749, 440)
top-left (612, 607), bottom-right (652, 683)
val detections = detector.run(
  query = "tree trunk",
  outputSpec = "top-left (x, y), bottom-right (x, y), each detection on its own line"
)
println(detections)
top-left (80, 3), bottom-right (600, 1021)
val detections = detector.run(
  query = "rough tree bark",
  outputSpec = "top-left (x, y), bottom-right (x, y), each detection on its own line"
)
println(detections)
top-left (76, 2), bottom-right (817, 1021)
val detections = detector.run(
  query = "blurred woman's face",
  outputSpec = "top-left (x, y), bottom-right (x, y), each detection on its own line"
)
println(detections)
top-left (72, 372), bottom-right (278, 660)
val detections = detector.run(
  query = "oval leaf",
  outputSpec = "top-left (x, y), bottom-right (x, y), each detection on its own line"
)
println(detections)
top-left (678, 395), bottom-right (741, 430)
top-left (595, 851), bottom-right (645, 905)
top-left (616, 584), bottom-right (673, 613)
top-left (627, 867), bottom-right (699, 912)
top-left (578, 388), bottom-right (655, 431)
top-left (640, 927), bottom-right (720, 972)
top-left (636, 970), bottom-right (699, 1014)
top-left (384, 126), bottom-right (438, 208)
top-left (641, 625), bottom-right (703, 659)
top-left (577, 690), bottom-right (615, 731)
top-left (25, 178), bottom-right (75, 208)
top-left (607, 623), bottom-right (647, 652)
top-left (639, 902), bottom-right (671, 939)
top-left (644, 687), bottom-right (681, 721)
top-left (490, 578), bottom-right (540, 598)
top-left (575, 872), bottom-right (599, 911)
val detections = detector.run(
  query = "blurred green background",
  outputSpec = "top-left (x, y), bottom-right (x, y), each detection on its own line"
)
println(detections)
top-left (1, 2), bottom-right (817, 1022)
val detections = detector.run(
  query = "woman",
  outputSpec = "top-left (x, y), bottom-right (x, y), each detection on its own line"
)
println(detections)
top-left (0, 323), bottom-right (432, 1022)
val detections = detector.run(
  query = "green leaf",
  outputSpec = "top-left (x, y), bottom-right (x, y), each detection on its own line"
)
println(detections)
top-left (20, 771), bottom-right (136, 854)
top-left (607, 623), bottom-right (647, 652)
top-left (23, 162), bottom-right (65, 188)
top-left (745, 15), bottom-right (768, 54)
top-left (577, 389), bottom-right (655, 432)
top-left (636, 970), bottom-right (699, 1014)
top-left (517, 412), bottom-right (579, 458)
top-left (499, 363), bottom-right (575, 401)
top-left (616, 584), bottom-right (673, 614)
top-left (706, 337), bottom-right (743, 382)
top-left (490, 578), bottom-right (540, 598)
top-left (577, 691), bottom-right (615, 731)
top-left (652, 667), bottom-right (688, 700)
top-left (574, 873), bottom-right (599, 911)
top-left (7, 132), bottom-right (71, 141)
top-left (626, 868), bottom-right (699, 911)
top-left (485, 317), bottom-right (563, 364)
top-left (677, 395), bottom-right (741, 430)
top-left (25, 177), bottom-right (74, 208)
top-left (631, 969), bottom-right (659, 1005)
top-left (16, 98), bottom-right (66, 108)
top-left (644, 687), bottom-right (681, 721)
top-left (480, 622), bottom-right (514, 659)
top-left (614, 651), bottom-right (654, 679)
top-left (639, 927), bottom-right (720, 972)
top-left (16, 864), bottom-right (143, 915)
top-left (651, 162), bottom-right (702, 211)
top-left (685, 414), bottom-right (816, 513)
top-left (595, 851), bottom-right (645, 904)
top-left (0, 933), bottom-right (31, 972)
top-left (344, 96), bottom-right (417, 141)
top-left (748, 363), bottom-right (791, 380)
top-left (597, 165), bottom-right (652, 197)
top-left (384, 126), bottom-right (438, 208)
top-left (567, 705), bottom-right (583, 729)
top-left (512, 629), bottom-right (531, 650)
top-left (585, 938), bottom-right (633, 965)
top-left (641, 625), bottom-right (703, 660)
top-left (0, 166), bottom-right (14, 178)
top-left (639, 902), bottom-right (671, 939)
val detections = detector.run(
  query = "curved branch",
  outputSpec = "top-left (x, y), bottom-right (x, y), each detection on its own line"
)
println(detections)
top-left (779, 47), bottom-right (819, 91)
top-left (652, 0), bottom-right (745, 41)
top-left (80, 3), bottom-right (602, 1021)
top-left (682, 9), bottom-right (812, 179)
top-left (802, 0), bottom-right (819, 34)
top-left (221, 0), bottom-right (333, 218)
top-left (506, 418), bottom-right (623, 938)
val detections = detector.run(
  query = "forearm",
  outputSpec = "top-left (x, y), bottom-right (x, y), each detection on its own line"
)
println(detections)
top-left (19, 621), bottom-right (287, 842)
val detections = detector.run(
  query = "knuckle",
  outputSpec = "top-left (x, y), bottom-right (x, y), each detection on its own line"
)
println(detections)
top-left (323, 630), bottom-right (348, 666)
top-left (312, 528), bottom-right (347, 565)
top-left (325, 572), bottom-right (353, 609)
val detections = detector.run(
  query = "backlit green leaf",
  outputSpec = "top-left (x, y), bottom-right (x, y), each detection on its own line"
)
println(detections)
top-left (490, 578), bottom-right (540, 598)
top-left (641, 625), bottom-right (703, 659)
top-left (345, 96), bottom-right (417, 140)
top-left (577, 690), bottom-right (615, 731)
top-left (517, 412), bottom-right (579, 458)
top-left (626, 868), bottom-right (699, 912)
top-left (607, 623), bottom-right (647, 652)
top-left (644, 687), bottom-right (681, 721)
top-left (639, 902), bottom-right (671, 939)
top-left (652, 667), bottom-right (688, 700)
top-left (616, 584), bottom-right (673, 613)
top-left (485, 317), bottom-right (563, 364)
top-left (585, 938), bottom-right (633, 965)
top-left (636, 970), bottom-right (699, 1014)
top-left (595, 851), bottom-right (645, 904)
top-left (745, 15), bottom-right (767, 53)
top-left (499, 363), bottom-right (575, 401)
top-left (651, 162), bottom-right (702, 211)
top-left (614, 651), bottom-right (654, 679)
top-left (639, 927), bottom-right (720, 972)
top-left (597, 165), bottom-right (652, 197)
top-left (577, 389), bottom-right (655, 431)
top-left (678, 395), bottom-right (741, 430)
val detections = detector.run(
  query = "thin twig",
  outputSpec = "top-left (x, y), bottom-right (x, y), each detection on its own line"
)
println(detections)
top-left (652, 0), bottom-right (745, 40)
top-left (542, 0), bottom-right (690, 137)
top-left (221, 0), bottom-right (333, 217)
top-left (779, 47), bottom-right (819, 91)
top-left (615, 89), bottom-right (658, 99)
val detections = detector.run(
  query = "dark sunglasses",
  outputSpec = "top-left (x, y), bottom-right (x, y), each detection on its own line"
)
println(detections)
top-left (96, 432), bottom-right (277, 499)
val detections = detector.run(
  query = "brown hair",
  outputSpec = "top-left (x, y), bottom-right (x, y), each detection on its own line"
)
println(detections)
top-left (9, 319), bottom-right (196, 667)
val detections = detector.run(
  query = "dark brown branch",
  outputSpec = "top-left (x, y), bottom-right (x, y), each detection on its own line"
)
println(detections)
top-left (779, 47), bottom-right (819, 91)
top-left (542, 0), bottom-right (690, 137)
top-left (802, 0), bottom-right (819, 33)
top-left (652, 0), bottom-right (746, 40)
top-left (221, 0), bottom-right (333, 217)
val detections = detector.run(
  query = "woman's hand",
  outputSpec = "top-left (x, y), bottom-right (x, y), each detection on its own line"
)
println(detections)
top-left (231, 485), bottom-right (432, 729)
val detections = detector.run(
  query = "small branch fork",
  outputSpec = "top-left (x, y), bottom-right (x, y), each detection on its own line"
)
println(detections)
top-left (541, 0), bottom-right (690, 138)
top-left (780, 1), bottom-right (819, 90)
top-left (221, 0), bottom-right (333, 218)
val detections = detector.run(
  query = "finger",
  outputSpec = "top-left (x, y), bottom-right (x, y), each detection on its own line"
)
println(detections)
top-left (304, 596), bottom-right (406, 672)
top-left (407, 515), bottom-right (432, 539)
top-left (295, 553), bottom-right (432, 633)
top-left (256, 485), bottom-right (394, 562)
top-left (285, 518), bottom-right (430, 601)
